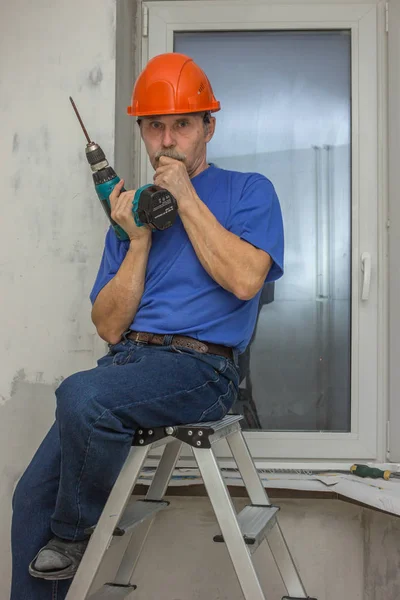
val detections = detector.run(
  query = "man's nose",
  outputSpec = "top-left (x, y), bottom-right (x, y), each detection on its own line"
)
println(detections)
top-left (161, 127), bottom-right (175, 148)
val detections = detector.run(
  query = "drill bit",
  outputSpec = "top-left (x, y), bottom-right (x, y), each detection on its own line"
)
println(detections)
top-left (69, 96), bottom-right (92, 144)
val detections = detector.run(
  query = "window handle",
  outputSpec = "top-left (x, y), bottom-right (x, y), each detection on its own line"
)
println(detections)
top-left (361, 252), bottom-right (371, 301)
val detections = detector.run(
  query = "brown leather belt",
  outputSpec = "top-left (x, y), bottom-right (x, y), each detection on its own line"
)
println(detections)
top-left (126, 330), bottom-right (233, 360)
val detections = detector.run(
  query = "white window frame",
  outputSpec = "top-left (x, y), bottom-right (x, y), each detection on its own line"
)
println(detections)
top-left (137, 0), bottom-right (388, 464)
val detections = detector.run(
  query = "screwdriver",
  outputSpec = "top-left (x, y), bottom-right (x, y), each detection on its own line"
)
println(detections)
top-left (350, 464), bottom-right (400, 481)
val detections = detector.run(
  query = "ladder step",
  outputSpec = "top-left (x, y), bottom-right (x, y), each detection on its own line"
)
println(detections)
top-left (89, 583), bottom-right (137, 599)
top-left (282, 597), bottom-right (318, 600)
top-left (85, 499), bottom-right (169, 537)
top-left (214, 505), bottom-right (280, 553)
top-left (116, 498), bottom-right (169, 536)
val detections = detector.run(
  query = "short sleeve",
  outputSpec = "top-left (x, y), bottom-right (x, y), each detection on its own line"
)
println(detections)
top-left (89, 227), bottom-right (130, 304)
top-left (227, 175), bottom-right (284, 283)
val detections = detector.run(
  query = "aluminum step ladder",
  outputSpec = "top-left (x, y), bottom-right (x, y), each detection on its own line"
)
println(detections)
top-left (65, 415), bottom-right (317, 600)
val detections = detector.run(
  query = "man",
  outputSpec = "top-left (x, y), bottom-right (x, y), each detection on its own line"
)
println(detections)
top-left (10, 52), bottom-right (284, 599)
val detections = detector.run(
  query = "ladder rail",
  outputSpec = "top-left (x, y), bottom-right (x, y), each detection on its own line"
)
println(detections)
top-left (226, 429), bottom-right (271, 504)
top-left (65, 444), bottom-right (150, 600)
top-left (267, 522), bottom-right (308, 599)
top-left (193, 446), bottom-right (267, 600)
top-left (113, 439), bottom-right (183, 585)
top-left (227, 429), bottom-right (308, 598)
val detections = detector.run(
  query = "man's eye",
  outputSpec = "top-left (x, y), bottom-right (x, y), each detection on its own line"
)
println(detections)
top-left (150, 122), bottom-right (162, 129)
top-left (178, 120), bottom-right (189, 128)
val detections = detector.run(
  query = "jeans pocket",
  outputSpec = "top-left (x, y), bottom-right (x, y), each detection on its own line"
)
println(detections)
top-left (112, 349), bottom-right (133, 366)
top-left (198, 380), bottom-right (237, 423)
top-left (97, 352), bottom-right (113, 368)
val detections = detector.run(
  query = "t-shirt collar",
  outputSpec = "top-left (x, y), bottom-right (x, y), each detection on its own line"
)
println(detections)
top-left (191, 162), bottom-right (215, 182)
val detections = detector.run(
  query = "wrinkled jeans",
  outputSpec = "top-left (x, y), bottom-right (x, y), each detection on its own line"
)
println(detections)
top-left (11, 336), bottom-right (240, 599)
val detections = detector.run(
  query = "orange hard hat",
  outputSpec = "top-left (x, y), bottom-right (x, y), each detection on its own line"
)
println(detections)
top-left (127, 52), bottom-right (220, 117)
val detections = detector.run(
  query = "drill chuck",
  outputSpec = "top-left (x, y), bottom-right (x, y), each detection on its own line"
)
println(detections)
top-left (85, 143), bottom-right (109, 171)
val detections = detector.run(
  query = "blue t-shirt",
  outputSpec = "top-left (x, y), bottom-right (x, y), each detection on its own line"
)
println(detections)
top-left (90, 164), bottom-right (284, 353)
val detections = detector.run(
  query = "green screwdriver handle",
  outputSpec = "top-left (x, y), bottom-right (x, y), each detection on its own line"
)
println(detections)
top-left (350, 464), bottom-right (391, 480)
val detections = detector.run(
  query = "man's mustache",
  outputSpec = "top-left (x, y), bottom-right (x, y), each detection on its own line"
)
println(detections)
top-left (155, 149), bottom-right (186, 162)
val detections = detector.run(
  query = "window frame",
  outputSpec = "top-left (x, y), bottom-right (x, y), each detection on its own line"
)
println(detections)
top-left (120, 0), bottom-right (388, 464)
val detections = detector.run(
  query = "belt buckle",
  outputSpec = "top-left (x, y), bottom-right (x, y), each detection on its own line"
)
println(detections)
top-left (135, 332), bottom-right (142, 343)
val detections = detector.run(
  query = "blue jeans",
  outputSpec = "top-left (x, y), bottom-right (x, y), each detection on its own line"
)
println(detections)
top-left (10, 337), bottom-right (239, 600)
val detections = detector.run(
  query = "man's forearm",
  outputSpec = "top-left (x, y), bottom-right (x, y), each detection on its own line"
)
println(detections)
top-left (91, 237), bottom-right (151, 344)
top-left (179, 192), bottom-right (271, 300)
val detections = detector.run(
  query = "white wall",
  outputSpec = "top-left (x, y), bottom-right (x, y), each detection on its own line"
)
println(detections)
top-left (0, 0), bottom-right (116, 597)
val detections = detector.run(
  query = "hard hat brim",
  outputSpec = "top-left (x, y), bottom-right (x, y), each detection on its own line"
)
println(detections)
top-left (127, 104), bottom-right (221, 117)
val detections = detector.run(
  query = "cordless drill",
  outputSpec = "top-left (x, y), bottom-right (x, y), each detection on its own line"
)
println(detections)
top-left (69, 97), bottom-right (178, 241)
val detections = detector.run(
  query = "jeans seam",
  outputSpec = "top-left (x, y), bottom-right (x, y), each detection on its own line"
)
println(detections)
top-left (199, 380), bottom-right (235, 421)
top-left (220, 379), bottom-right (234, 400)
top-left (72, 407), bottom-right (111, 540)
top-left (52, 581), bottom-right (57, 600)
top-left (219, 359), bottom-right (229, 374)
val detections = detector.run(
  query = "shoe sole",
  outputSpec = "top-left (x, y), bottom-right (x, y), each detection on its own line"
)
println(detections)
top-left (28, 562), bottom-right (77, 581)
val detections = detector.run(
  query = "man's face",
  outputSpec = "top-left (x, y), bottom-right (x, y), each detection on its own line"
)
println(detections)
top-left (139, 113), bottom-right (216, 177)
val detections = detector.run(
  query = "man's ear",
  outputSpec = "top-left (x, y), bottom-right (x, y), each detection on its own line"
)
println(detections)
top-left (136, 119), bottom-right (145, 140)
top-left (205, 117), bottom-right (216, 143)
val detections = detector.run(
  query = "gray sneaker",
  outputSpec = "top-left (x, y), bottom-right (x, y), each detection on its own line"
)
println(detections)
top-left (29, 536), bottom-right (89, 580)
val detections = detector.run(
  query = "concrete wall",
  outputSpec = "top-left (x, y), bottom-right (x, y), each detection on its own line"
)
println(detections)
top-left (1, 0), bottom-right (400, 599)
top-left (0, 0), bottom-right (116, 596)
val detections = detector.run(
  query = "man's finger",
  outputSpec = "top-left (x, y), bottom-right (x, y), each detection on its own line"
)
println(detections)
top-left (109, 178), bottom-right (125, 203)
top-left (115, 190), bottom-right (134, 212)
top-left (158, 156), bottom-right (175, 165)
top-left (153, 172), bottom-right (167, 183)
top-left (154, 165), bottom-right (169, 177)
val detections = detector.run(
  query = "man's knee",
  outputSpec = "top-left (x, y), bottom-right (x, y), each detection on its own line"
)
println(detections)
top-left (55, 370), bottom-right (105, 424)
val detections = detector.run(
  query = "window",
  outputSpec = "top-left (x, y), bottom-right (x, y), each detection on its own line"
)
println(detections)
top-left (139, 1), bottom-right (387, 461)
top-left (175, 29), bottom-right (352, 435)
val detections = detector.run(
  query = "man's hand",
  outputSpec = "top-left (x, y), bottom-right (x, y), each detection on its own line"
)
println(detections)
top-left (153, 156), bottom-right (196, 209)
top-left (109, 179), bottom-right (152, 242)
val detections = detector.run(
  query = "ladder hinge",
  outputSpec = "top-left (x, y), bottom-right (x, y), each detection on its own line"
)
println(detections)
top-left (385, 2), bottom-right (389, 33)
top-left (142, 5), bottom-right (149, 37)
